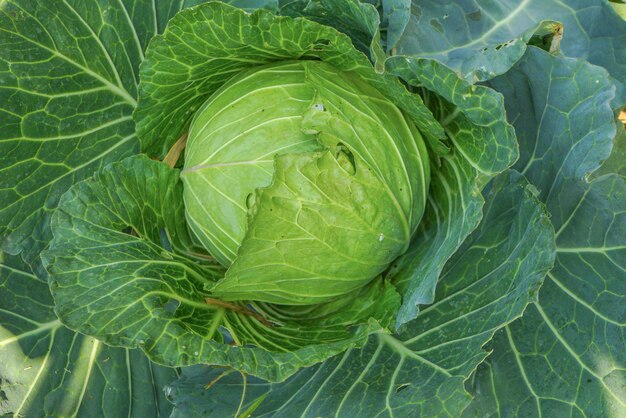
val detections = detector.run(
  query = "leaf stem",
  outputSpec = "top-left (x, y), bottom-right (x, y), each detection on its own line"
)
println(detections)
top-left (163, 132), bottom-right (188, 168)
top-left (204, 297), bottom-right (272, 327)
top-left (204, 369), bottom-right (235, 390)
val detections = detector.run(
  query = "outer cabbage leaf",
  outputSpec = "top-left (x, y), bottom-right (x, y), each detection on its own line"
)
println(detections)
top-left (0, 0), bottom-right (210, 414)
top-left (0, 0), bottom-right (138, 262)
top-left (42, 155), bottom-right (400, 382)
top-left (278, 0), bottom-right (387, 68)
top-left (384, 57), bottom-right (517, 325)
top-left (387, 0), bottom-right (626, 107)
top-left (464, 47), bottom-right (626, 417)
top-left (0, 0), bottom-right (210, 262)
top-left (380, 0), bottom-right (411, 54)
top-left (134, 1), bottom-right (445, 159)
top-left (593, 123), bottom-right (626, 179)
top-left (165, 170), bottom-right (555, 417)
top-left (0, 253), bottom-right (177, 417)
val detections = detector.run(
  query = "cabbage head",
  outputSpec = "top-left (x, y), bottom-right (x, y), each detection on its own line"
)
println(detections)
top-left (41, 1), bottom-right (527, 384)
top-left (8, 0), bottom-right (626, 414)
top-left (182, 60), bottom-right (430, 305)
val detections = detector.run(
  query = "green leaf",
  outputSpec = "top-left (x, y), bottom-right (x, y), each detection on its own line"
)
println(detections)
top-left (389, 0), bottom-right (626, 105)
top-left (466, 47), bottom-right (626, 416)
top-left (593, 123), bottom-right (626, 179)
top-left (386, 56), bottom-right (518, 176)
top-left (389, 151), bottom-right (483, 326)
top-left (0, 0), bottom-right (212, 263)
top-left (465, 176), bottom-right (626, 417)
top-left (166, 170), bottom-right (555, 417)
top-left (489, 47), bottom-right (615, 226)
top-left (380, 0), bottom-right (410, 53)
top-left (280, 0), bottom-right (386, 68)
top-left (135, 1), bottom-right (445, 160)
top-left (43, 156), bottom-right (399, 382)
top-left (383, 50), bottom-right (518, 326)
top-left (0, 0), bottom-right (141, 261)
top-left (0, 253), bottom-right (177, 417)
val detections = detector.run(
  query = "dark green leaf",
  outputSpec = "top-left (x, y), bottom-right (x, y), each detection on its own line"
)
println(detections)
top-left (0, 0), bottom-right (214, 263)
top-left (391, 0), bottom-right (626, 106)
top-left (0, 253), bottom-right (177, 417)
top-left (380, 0), bottom-right (410, 53)
top-left (0, 0), bottom-right (147, 261)
top-left (593, 123), bottom-right (626, 179)
top-left (466, 46), bottom-right (626, 417)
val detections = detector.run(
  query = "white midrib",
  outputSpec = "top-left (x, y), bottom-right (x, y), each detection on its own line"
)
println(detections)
top-left (13, 327), bottom-right (59, 416)
top-left (0, 319), bottom-right (62, 347)
top-left (71, 339), bottom-right (102, 417)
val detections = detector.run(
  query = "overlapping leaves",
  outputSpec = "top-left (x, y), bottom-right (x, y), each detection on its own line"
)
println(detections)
top-left (465, 47), bottom-right (626, 416)
top-left (3, 1), bottom-right (626, 416)
top-left (0, 253), bottom-right (177, 417)
top-left (43, 155), bottom-right (402, 382)
top-left (134, 2), bottom-right (444, 159)
top-left (0, 0), bottom-right (205, 414)
top-left (384, 0), bottom-right (626, 107)
top-left (166, 170), bottom-right (555, 417)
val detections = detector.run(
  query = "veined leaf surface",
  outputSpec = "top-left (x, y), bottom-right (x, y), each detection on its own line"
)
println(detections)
top-left (0, 253), bottom-right (177, 417)
top-left (43, 156), bottom-right (401, 382)
top-left (387, 0), bottom-right (626, 107)
top-left (166, 170), bottom-right (555, 417)
top-left (465, 46), bottom-right (626, 417)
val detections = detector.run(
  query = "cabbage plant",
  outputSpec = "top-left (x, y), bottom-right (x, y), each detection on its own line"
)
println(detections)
top-left (1, 1), bottom-right (625, 417)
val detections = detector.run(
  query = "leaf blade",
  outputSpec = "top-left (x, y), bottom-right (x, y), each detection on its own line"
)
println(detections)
top-left (466, 46), bottom-right (626, 417)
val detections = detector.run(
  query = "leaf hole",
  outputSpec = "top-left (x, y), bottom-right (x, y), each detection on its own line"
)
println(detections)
top-left (314, 39), bottom-right (331, 48)
top-left (466, 10), bottom-right (482, 21)
top-left (246, 193), bottom-right (254, 208)
top-left (335, 143), bottom-right (356, 175)
top-left (122, 226), bottom-right (138, 237)
top-left (395, 383), bottom-right (411, 393)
